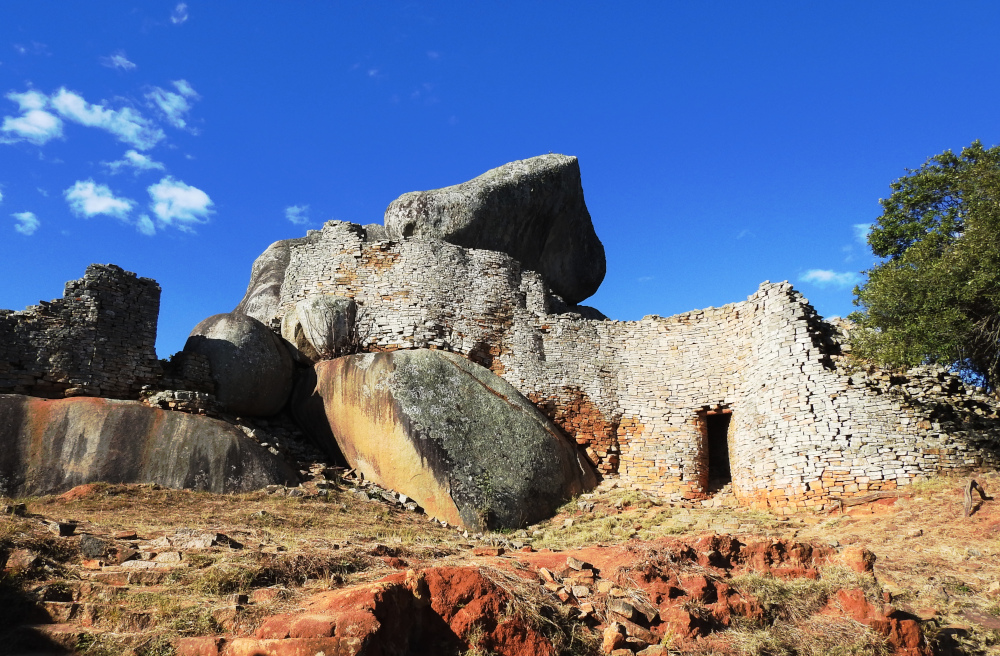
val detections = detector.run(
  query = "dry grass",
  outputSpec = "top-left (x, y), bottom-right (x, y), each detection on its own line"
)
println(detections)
top-left (529, 488), bottom-right (792, 551)
top-left (5, 471), bottom-right (1000, 654)
top-left (477, 565), bottom-right (602, 656)
top-left (724, 615), bottom-right (891, 656)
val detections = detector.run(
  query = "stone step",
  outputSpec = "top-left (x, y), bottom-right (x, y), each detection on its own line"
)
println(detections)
top-left (37, 601), bottom-right (157, 631)
top-left (78, 565), bottom-right (182, 586)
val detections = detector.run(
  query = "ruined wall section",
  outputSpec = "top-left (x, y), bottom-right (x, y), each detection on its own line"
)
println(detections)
top-left (242, 222), bottom-right (1000, 511)
top-left (506, 315), bottom-right (623, 476)
top-left (245, 222), bottom-right (627, 474)
top-left (504, 302), bottom-right (750, 495)
top-left (731, 282), bottom-right (1000, 512)
top-left (259, 222), bottom-right (550, 371)
top-left (611, 307), bottom-right (748, 497)
top-left (0, 264), bottom-right (161, 399)
top-left (509, 280), bottom-right (1000, 509)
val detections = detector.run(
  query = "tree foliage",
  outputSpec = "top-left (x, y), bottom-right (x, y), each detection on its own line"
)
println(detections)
top-left (850, 140), bottom-right (1000, 390)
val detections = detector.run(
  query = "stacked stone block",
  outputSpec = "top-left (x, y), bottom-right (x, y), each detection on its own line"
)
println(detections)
top-left (237, 221), bottom-right (1000, 512)
top-left (0, 264), bottom-right (161, 399)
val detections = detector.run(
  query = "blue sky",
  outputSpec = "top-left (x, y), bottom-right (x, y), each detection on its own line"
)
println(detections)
top-left (3, 2), bottom-right (999, 357)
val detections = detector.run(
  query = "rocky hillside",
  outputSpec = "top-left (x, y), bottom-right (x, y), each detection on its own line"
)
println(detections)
top-left (3, 470), bottom-right (999, 655)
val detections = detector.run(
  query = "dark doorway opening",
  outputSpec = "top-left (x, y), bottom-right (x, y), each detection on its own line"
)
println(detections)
top-left (706, 412), bottom-right (732, 488)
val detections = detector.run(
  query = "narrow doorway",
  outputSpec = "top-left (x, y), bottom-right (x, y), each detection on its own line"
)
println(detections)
top-left (705, 412), bottom-right (732, 489)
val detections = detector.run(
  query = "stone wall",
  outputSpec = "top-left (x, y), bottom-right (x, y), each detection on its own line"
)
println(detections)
top-left (0, 264), bottom-right (161, 399)
top-left (239, 221), bottom-right (1000, 512)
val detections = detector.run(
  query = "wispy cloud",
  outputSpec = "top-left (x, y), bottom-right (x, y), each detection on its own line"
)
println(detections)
top-left (136, 214), bottom-right (156, 236)
top-left (285, 204), bottom-right (309, 225)
top-left (51, 88), bottom-right (164, 150)
top-left (853, 223), bottom-right (872, 246)
top-left (105, 149), bottom-right (165, 174)
top-left (637, 275), bottom-right (654, 282)
top-left (171, 2), bottom-right (189, 24)
top-left (12, 42), bottom-right (49, 57)
top-left (146, 80), bottom-right (198, 130)
top-left (12, 211), bottom-right (39, 235)
top-left (1, 90), bottom-right (64, 145)
top-left (101, 51), bottom-right (136, 71)
top-left (64, 180), bottom-right (134, 219)
top-left (148, 176), bottom-right (212, 231)
top-left (800, 269), bottom-right (862, 289)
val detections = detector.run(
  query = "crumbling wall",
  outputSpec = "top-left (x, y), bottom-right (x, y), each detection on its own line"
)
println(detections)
top-left (729, 282), bottom-right (1000, 512)
top-left (240, 221), bottom-right (1000, 511)
top-left (0, 264), bottom-right (161, 399)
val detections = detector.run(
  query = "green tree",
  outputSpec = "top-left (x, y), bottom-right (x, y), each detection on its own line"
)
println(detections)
top-left (850, 140), bottom-right (1000, 390)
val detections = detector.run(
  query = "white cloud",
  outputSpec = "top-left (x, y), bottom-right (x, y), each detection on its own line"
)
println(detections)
top-left (171, 2), bottom-right (189, 24)
top-left (136, 214), bottom-right (156, 236)
top-left (0, 190), bottom-right (3, 203)
top-left (50, 88), bottom-right (164, 150)
top-left (636, 275), bottom-right (654, 282)
top-left (100, 51), bottom-right (136, 71)
top-left (145, 80), bottom-right (198, 130)
top-left (853, 223), bottom-right (872, 246)
top-left (64, 180), bottom-right (134, 219)
top-left (13, 42), bottom-right (49, 56)
top-left (12, 211), bottom-right (39, 235)
top-left (285, 204), bottom-right (309, 225)
top-left (800, 269), bottom-right (862, 289)
top-left (173, 80), bottom-right (196, 97)
top-left (105, 149), bottom-right (165, 174)
top-left (148, 176), bottom-right (213, 230)
top-left (1, 90), bottom-right (63, 145)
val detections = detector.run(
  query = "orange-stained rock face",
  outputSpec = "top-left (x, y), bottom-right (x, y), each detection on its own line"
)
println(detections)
top-left (0, 394), bottom-right (296, 496)
top-left (212, 567), bottom-right (555, 656)
top-left (314, 352), bottom-right (461, 526)
top-left (825, 589), bottom-right (930, 656)
top-left (309, 349), bottom-right (596, 531)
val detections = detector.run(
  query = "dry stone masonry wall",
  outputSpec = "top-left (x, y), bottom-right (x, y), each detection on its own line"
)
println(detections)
top-left (0, 264), bottom-right (161, 399)
top-left (239, 221), bottom-right (1000, 512)
top-left (7, 222), bottom-right (999, 513)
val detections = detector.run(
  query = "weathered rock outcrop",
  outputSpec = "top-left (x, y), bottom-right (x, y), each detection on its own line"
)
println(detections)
top-left (384, 154), bottom-right (606, 304)
top-left (183, 312), bottom-right (293, 417)
top-left (310, 349), bottom-right (596, 530)
top-left (0, 395), bottom-right (297, 496)
top-left (280, 295), bottom-right (357, 362)
top-left (178, 567), bottom-right (555, 656)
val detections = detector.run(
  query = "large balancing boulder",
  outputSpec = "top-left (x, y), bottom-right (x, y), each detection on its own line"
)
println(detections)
top-left (383, 154), bottom-right (606, 305)
top-left (312, 349), bottom-right (596, 530)
top-left (183, 312), bottom-right (293, 416)
top-left (0, 394), bottom-right (298, 496)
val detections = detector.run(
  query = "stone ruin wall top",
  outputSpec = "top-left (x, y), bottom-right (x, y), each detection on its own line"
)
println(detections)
top-left (0, 264), bottom-right (161, 400)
